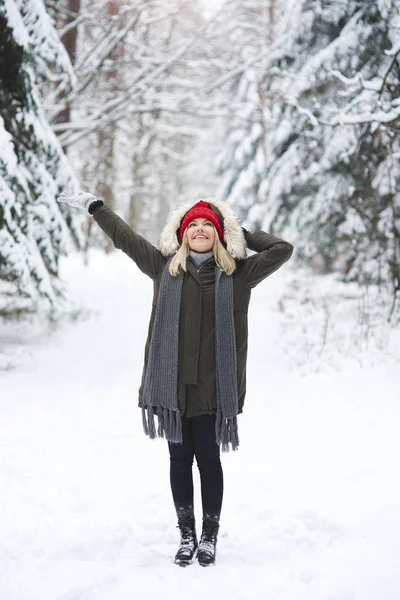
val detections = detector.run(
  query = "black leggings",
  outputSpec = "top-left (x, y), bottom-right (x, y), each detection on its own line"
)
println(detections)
top-left (168, 414), bottom-right (223, 513)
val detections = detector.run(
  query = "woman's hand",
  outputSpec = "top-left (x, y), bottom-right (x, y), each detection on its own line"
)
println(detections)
top-left (57, 191), bottom-right (98, 213)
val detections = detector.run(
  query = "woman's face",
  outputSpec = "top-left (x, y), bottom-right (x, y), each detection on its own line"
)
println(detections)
top-left (186, 217), bottom-right (216, 252)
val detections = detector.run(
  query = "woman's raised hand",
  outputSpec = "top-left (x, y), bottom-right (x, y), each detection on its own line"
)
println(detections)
top-left (57, 191), bottom-right (98, 213)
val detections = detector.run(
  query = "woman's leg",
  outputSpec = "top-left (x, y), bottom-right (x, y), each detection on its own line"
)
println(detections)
top-left (191, 414), bottom-right (223, 566)
top-left (168, 417), bottom-right (198, 566)
top-left (168, 416), bottom-right (195, 504)
top-left (191, 414), bottom-right (223, 514)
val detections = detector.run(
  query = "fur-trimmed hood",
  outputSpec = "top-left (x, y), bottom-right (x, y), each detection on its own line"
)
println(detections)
top-left (158, 197), bottom-right (247, 259)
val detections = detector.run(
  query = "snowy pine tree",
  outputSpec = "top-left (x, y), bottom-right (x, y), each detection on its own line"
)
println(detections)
top-left (215, 67), bottom-right (268, 225)
top-left (263, 0), bottom-right (400, 294)
top-left (0, 0), bottom-right (82, 318)
top-left (217, 0), bottom-right (400, 308)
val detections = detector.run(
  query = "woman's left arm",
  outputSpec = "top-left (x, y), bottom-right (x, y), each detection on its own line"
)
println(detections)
top-left (241, 228), bottom-right (294, 288)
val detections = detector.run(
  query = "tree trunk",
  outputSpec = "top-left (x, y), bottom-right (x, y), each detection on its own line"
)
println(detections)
top-left (55, 0), bottom-right (81, 152)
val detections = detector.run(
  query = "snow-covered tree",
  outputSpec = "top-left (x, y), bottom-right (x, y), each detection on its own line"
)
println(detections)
top-left (220, 0), bottom-right (399, 307)
top-left (0, 0), bottom-right (82, 318)
top-left (214, 66), bottom-right (267, 224)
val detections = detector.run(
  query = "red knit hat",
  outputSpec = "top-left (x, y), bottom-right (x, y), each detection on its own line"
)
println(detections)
top-left (179, 201), bottom-right (224, 243)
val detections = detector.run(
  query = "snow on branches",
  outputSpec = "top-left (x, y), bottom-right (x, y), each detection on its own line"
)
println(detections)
top-left (0, 0), bottom-right (82, 318)
top-left (216, 0), bottom-right (400, 306)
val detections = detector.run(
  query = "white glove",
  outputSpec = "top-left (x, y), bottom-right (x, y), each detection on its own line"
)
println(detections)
top-left (57, 191), bottom-right (99, 213)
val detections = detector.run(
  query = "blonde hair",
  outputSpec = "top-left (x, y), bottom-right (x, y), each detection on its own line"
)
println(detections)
top-left (169, 225), bottom-right (236, 277)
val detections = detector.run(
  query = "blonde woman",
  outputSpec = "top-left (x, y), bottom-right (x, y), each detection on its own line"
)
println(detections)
top-left (57, 191), bottom-right (294, 567)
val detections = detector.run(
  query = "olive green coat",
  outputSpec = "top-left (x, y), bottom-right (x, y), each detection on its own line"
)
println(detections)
top-left (92, 205), bottom-right (294, 417)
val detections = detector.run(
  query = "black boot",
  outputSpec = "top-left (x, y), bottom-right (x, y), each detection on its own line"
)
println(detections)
top-left (174, 503), bottom-right (198, 567)
top-left (197, 511), bottom-right (220, 567)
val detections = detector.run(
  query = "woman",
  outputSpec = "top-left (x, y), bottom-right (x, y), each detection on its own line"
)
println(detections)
top-left (57, 191), bottom-right (294, 567)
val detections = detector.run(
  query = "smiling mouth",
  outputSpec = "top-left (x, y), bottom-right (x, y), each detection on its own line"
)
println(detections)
top-left (194, 235), bottom-right (208, 239)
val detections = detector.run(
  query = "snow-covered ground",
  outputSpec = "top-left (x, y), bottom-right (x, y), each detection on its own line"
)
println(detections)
top-left (1, 249), bottom-right (400, 600)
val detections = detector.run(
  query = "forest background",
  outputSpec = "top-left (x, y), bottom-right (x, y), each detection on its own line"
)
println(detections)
top-left (0, 0), bottom-right (399, 342)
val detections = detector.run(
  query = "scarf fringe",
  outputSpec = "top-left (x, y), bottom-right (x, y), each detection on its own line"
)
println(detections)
top-left (216, 412), bottom-right (239, 452)
top-left (142, 405), bottom-right (183, 444)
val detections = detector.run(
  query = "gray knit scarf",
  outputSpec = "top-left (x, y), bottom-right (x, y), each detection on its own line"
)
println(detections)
top-left (141, 252), bottom-right (239, 452)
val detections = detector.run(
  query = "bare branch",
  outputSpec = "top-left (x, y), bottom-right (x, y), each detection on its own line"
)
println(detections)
top-left (56, 0), bottom-right (234, 146)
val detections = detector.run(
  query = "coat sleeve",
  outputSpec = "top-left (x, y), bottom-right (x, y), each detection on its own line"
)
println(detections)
top-left (91, 204), bottom-right (165, 280)
top-left (242, 229), bottom-right (294, 289)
